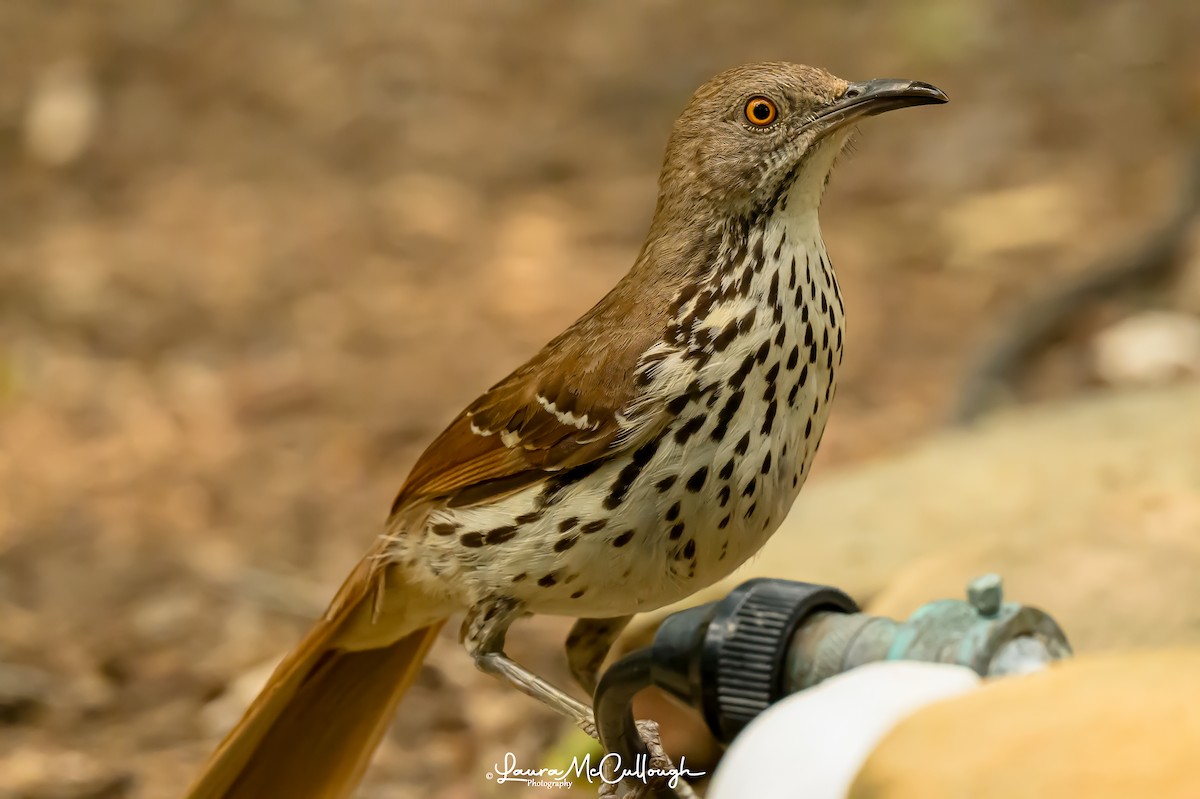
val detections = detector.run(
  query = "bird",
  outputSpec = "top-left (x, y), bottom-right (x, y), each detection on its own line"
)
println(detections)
top-left (184, 61), bottom-right (947, 799)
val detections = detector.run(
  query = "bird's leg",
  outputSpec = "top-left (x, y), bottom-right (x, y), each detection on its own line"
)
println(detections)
top-left (565, 615), bottom-right (633, 695)
top-left (462, 598), bottom-right (597, 736)
top-left (465, 601), bottom-right (688, 798)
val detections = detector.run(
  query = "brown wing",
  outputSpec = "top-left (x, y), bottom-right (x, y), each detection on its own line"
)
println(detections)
top-left (389, 275), bottom-right (680, 514)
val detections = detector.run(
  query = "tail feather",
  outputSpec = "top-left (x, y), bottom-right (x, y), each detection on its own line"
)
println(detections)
top-left (185, 559), bottom-right (445, 799)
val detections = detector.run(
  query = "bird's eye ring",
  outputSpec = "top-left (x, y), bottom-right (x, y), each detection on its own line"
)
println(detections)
top-left (744, 96), bottom-right (778, 127)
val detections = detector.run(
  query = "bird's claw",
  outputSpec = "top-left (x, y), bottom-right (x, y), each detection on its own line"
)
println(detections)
top-left (596, 719), bottom-right (696, 799)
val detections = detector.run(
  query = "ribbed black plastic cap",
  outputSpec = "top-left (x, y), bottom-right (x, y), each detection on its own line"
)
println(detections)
top-left (696, 578), bottom-right (858, 741)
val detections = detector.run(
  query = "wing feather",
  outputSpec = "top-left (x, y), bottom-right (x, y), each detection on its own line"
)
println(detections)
top-left (389, 293), bottom-right (683, 512)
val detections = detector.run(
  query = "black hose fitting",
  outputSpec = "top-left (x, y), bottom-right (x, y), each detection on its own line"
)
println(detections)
top-left (594, 578), bottom-right (858, 771)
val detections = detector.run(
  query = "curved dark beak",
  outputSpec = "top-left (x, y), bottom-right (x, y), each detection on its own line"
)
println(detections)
top-left (806, 78), bottom-right (948, 137)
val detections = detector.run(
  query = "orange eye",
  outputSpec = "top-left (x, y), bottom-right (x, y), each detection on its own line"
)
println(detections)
top-left (744, 96), bottom-right (778, 126)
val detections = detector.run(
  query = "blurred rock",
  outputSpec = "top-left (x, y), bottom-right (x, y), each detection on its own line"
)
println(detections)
top-left (23, 60), bottom-right (100, 167)
top-left (849, 650), bottom-right (1200, 799)
top-left (0, 747), bottom-right (132, 799)
top-left (1091, 311), bottom-right (1200, 386)
top-left (0, 663), bottom-right (50, 725)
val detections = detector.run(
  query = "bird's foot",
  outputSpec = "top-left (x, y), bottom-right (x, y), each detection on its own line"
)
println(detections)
top-left (597, 720), bottom-right (697, 799)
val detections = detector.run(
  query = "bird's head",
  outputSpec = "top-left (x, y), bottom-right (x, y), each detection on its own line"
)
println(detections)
top-left (656, 62), bottom-right (947, 222)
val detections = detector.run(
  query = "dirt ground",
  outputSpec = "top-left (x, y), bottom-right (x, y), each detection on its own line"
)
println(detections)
top-left (1, 2), bottom-right (1198, 797)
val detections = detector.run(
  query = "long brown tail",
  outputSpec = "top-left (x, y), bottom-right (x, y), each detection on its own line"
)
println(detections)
top-left (184, 559), bottom-right (446, 799)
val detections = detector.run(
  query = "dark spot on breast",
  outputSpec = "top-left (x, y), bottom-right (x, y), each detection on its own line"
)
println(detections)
top-left (774, 325), bottom-right (786, 347)
top-left (432, 522), bottom-right (460, 536)
top-left (605, 461), bottom-right (643, 510)
top-left (683, 539), bottom-right (696, 559)
top-left (809, 341), bottom-right (818, 364)
top-left (739, 307), bottom-right (758, 333)
top-left (515, 511), bottom-right (543, 525)
top-left (744, 501), bottom-right (757, 518)
top-left (787, 345), bottom-right (799, 371)
top-left (735, 431), bottom-right (751, 455)
top-left (718, 514), bottom-right (731, 529)
top-left (761, 452), bottom-right (772, 474)
top-left (555, 535), bottom-right (578, 552)
top-left (656, 475), bottom-right (677, 493)
top-left (760, 400), bottom-right (777, 436)
top-left (719, 458), bottom-right (735, 480)
top-left (670, 283), bottom-right (699, 315)
top-left (789, 255), bottom-right (797, 290)
top-left (711, 389), bottom-right (744, 441)
top-left (571, 588), bottom-right (587, 599)
top-left (512, 572), bottom-right (527, 583)
top-left (743, 478), bottom-right (757, 497)
top-left (686, 466), bottom-right (708, 492)
top-left (800, 364), bottom-right (809, 386)
top-left (767, 272), bottom-right (779, 308)
top-left (666, 392), bottom-right (691, 416)
top-left (559, 517), bottom-right (579, 532)
top-left (730, 352), bottom-right (755, 389)
top-left (665, 501), bottom-right (681, 522)
top-left (581, 519), bottom-right (607, 534)
top-left (612, 530), bottom-right (635, 547)
top-left (669, 523), bottom-right (686, 540)
top-left (805, 418), bottom-right (813, 439)
top-left (538, 573), bottom-right (558, 587)
top-left (755, 340), bottom-right (770, 364)
top-left (542, 459), bottom-right (606, 502)
top-left (460, 532), bottom-right (484, 548)
top-left (765, 362), bottom-right (780, 383)
top-left (674, 415), bottom-right (706, 445)
top-left (485, 526), bottom-right (518, 545)
top-left (718, 485), bottom-right (731, 507)
top-left (804, 324), bottom-right (814, 347)
top-left (713, 320), bottom-right (739, 352)
top-left (737, 269), bottom-right (754, 297)
top-left (633, 437), bottom-right (660, 466)
top-left (763, 382), bottom-right (777, 402)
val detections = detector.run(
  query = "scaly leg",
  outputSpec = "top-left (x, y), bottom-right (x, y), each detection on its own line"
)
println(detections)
top-left (463, 600), bottom-right (693, 799)
top-left (462, 598), bottom-right (596, 735)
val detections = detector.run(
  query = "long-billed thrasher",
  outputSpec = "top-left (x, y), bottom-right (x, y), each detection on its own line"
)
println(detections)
top-left (185, 62), bottom-right (947, 798)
